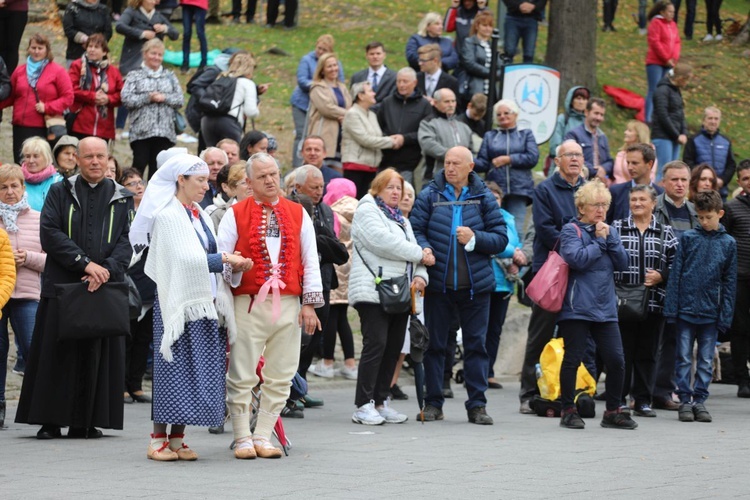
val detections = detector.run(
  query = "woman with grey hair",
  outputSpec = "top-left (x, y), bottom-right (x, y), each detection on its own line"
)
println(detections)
top-left (612, 184), bottom-right (678, 418)
top-left (474, 99), bottom-right (539, 233)
top-left (341, 81), bottom-right (397, 199)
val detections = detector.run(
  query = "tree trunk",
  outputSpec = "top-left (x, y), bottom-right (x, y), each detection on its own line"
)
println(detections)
top-left (545, 0), bottom-right (598, 102)
top-left (731, 10), bottom-right (750, 46)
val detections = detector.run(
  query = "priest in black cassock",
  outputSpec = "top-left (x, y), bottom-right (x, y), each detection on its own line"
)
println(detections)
top-left (16, 137), bottom-right (135, 439)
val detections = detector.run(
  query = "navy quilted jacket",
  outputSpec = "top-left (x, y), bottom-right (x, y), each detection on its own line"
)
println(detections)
top-left (410, 171), bottom-right (508, 295)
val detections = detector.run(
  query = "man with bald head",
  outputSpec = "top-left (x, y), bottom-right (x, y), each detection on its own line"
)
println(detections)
top-left (16, 136), bottom-right (135, 440)
top-left (418, 88), bottom-right (472, 180)
top-left (410, 146), bottom-right (507, 425)
top-left (377, 67), bottom-right (434, 185)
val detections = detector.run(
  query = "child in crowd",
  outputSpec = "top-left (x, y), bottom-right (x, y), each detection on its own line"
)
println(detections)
top-left (664, 190), bottom-right (737, 423)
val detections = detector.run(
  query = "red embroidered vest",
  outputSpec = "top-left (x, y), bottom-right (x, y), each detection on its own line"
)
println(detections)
top-left (231, 196), bottom-right (304, 297)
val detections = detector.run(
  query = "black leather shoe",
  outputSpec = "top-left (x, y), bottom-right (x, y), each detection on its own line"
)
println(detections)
top-left (131, 392), bottom-right (152, 403)
top-left (281, 400), bottom-right (304, 418)
top-left (467, 406), bottom-right (493, 425)
top-left (68, 427), bottom-right (103, 439)
top-left (37, 425), bottom-right (62, 439)
top-left (737, 382), bottom-right (750, 398)
top-left (208, 424), bottom-right (225, 434)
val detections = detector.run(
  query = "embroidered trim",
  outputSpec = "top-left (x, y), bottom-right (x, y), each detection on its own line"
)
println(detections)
top-left (303, 291), bottom-right (324, 305)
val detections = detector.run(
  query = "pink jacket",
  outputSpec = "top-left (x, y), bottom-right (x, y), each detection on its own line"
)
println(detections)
top-left (646, 16), bottom-right (680, 67)
top-left (0, 61), bottom-right (74, 128)
top-left (0, 208), bottom-right (45, 301)
top-left (180, 0), bottom-right (208, 9)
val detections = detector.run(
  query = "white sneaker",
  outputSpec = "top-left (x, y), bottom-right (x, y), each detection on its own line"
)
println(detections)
top-left (338, 365), bottom-right (358, 380)
top-left (377, 399), bottom-right (408, 424)
top-left (177, 133), bottom-right (199, 144)
top-left (702, 34), bottom-right (714, 42)
top-left (715, 34), bottom-right (723, 41)
top-left (310, 360), bottom-right (334, 378)
top-left (120, 131), bottom-right (130, 139)
top-left (638, 28), bottom-right (647, 35)
top-left (352, 401), bottom-right (385, 425)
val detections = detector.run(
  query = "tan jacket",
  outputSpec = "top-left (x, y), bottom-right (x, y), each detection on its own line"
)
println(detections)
top-left (341, 103), bottom-right (394, 167)
top-left (306, 81), bottom-right (352, 156)
top-left (329, 195), bottom-right (358, 305)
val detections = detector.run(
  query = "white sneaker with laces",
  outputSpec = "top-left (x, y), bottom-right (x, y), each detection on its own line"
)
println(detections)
top-left (338, 365), bottom-right (358, 380)
top-left (377, 399), bottom-right (408, 423)
top-left (703, 34), bottom-right (714, 42)
top-left (715, 34), bottom-right (723, 41)
top-left (352, 401), bottom-right (385, 425)
top-left (310, 360), bottom-right (334, 378)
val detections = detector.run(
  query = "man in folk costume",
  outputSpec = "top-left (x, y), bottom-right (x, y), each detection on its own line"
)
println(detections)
top-left (217, 152), bottom-right (323, 459)
top-left (15, 137), bottom-right (133, 439)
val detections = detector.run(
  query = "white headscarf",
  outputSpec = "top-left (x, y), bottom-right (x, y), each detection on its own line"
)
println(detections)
top-left (129, 153), bottom-right (210, 253)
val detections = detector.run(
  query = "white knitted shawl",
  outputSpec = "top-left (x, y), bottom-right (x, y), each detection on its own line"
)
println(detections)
top-left (145, 197), bottom-right (219, 362)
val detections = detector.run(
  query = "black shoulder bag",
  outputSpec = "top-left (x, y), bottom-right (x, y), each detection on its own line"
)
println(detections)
top-left (354, 244), bottom-right (411, 315)
top-left (616, 224), bottom-right (665, 322)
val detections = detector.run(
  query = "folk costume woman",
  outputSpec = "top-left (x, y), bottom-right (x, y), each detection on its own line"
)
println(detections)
top-left (130, 153), bottom-right (250, 461)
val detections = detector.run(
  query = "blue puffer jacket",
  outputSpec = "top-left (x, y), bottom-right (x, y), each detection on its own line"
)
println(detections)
top-left (411, 171), bottom-right (508, 296)
top-left (663, 224), bottom-right (737, 331)
top-left (474, 127), bottom-right (539, 201)
top-left (491, 208), bottom-right (521, 293)
top-left (557, 219), bottom-right (629, 323)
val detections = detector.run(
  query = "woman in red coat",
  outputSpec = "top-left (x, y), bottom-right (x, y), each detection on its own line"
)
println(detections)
top-left (0, 34), bottom-right (74, 163)
top-left (68, 33), bottom-right (123, 142)
top-left (645, 0), bottom-right (680, 123)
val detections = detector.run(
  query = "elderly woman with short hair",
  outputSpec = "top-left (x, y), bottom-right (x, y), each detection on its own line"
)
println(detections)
top-left (19, 137), bottom-right (62, 212)
top-left (349, 168), bottom-right (429, 425)
top-left (474, 98), bottom-right (539, 233)
top-left (341, 81), bottom-right (397, 199)
top-left (557, 179), bottom-right (635, 430)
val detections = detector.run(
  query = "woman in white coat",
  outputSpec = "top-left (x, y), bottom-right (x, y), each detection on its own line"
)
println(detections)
top-left (348, 168), bottom-right (429, 425)
top-left (341, 81), bottom-right (398, 199)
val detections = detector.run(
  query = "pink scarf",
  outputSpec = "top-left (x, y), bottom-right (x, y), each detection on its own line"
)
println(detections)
top-left (21, 163), bottom-right (57, 185)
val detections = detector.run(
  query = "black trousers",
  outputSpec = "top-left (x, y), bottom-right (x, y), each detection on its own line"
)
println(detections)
top-left (671, 0), bottom-right (697, 38)
top-left (0, 10), bottom-right (28, 73)
top-left (12, 126), bottom-right (47, 165)
top-left (519, 304), bottom-right (558, 402)
top-left (354, 303), bottom-right (408, 407)
top-left (232, 0), bottom-right (258, 20)
top-left (705, 0), bottom-right (723, 35)
top-left (130, 137), bottom-right (174, 181)
top-left (266, 0), bottom-right (297, 27)
top-left (620, 313), bottom-right (664, 406)
top-left (602, 0), bottom-right (619, 27)
top-left (730, 278), bottom-right (750, 384)
top-left (322, 303), bottom-right (355, 360)
top-left (201, 115), bottom-right (242, 149)
top-left (297, 290), bottom-right (330, 379)
top-left (653, 322), bottom-right (678, 403)
top-left (343, 169), bottom-right (376, 201)
top-left (125, 308), bottom-right (153, 394)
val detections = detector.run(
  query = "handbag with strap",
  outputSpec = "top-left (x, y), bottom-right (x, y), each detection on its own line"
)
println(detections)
top-left (526, 223), bottom-right (581, 313)
top-left (31, 86), bottom-right (66, 142)
top-left (615, 224), bottom-right (665, 322)
top-left (354, 244), bottom-right (411, 315)
top-left (55, 281), bottom-right (130, 340)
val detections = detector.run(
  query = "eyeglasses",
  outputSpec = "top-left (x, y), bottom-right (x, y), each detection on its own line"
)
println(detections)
top-left (559, 152), bottom-right (583, 159)
top-left (124, 180), bottom-right (144, 188)
top-left (588, 203), bottom-right (609, 209)
top-left (417, 58), bottom-right (434, 64)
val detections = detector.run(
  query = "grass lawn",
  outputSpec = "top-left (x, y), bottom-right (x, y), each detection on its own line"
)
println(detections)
top-left (9, 0), bottom-right (750, 174)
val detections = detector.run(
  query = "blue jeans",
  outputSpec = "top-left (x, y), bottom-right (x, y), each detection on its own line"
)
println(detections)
top-left (182, 5), bottom-right (208, 69)
top-left (504, 15), bottom-right (538, 63)
top-left (652, 138), bottom-right (681, 181)
top-left (674, 318), bottom-right (718, 404)
top-left (502, 195), bottom-right (528, 236)
top-left (425, 290), bottom-right (491, 410)
top-left (0, 299), bottom-right (38, 400)
top-left (638, 0), bottom-right (648, 29)
top-left (645, 64), bottom-right (669, 123)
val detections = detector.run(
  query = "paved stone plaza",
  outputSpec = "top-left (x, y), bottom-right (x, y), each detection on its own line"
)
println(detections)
top-left (1, 378), bottom-right (748, 499)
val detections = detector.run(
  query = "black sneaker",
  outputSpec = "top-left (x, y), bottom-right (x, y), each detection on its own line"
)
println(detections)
top-left (467, 406), bottom-right (493, 425)
top-left (678, 403), bottom-right (694, 422)
top-left (281, 400), bottom-right (304, 419)
top-left (600, 410), bottom-right (638, 429)
top-left (633, 404), bottom-right (657, 417)
top-left (390, 384), bottom-right (409, 401)
top-left (560, 409), bottom-right (585, 429)
top-left (692, 403), bottom-right (712, 423)
top-left (738, 382), bottom-right (750, 398)
top-left (417, 404), bottom-right (444, 422)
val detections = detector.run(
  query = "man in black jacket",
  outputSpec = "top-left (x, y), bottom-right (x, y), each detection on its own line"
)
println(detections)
top-left (350, 41), bottom-right (397, 110)
top-left (15, 137), bottom-right (134, 440)
top-left (0, 57), bottom-right (10, 124)
top-left (377, 67), bottom-right (434, 186)
top-left (416, 44), bottom-right (460, 106)
top-left (721, 160), bottom-right (750, 398)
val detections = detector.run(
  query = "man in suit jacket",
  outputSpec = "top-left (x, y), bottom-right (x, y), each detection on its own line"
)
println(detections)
top-left (416, 44), bottom-right (460, 107)
top-left (607, 143), bottom-right (663, 223)
top-left (350, 41), bottom-right (397, 109)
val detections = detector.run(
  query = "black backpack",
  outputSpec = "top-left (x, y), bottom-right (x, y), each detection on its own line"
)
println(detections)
top-left (197, 75), bottom-right (241, 116)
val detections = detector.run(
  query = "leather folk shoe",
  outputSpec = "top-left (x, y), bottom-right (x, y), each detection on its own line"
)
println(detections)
top-left (147, 441), bottom-right (178, 461)
top-left (234, 438), bottom-right (257, 459)
top-left (253, 437), bottom-right (282, 459)
top-left (467, 406), bottom-right (493, 425)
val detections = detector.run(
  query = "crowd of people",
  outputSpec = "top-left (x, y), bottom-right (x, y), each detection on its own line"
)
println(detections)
top-left (0, 0), bottom-right (747, 461)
